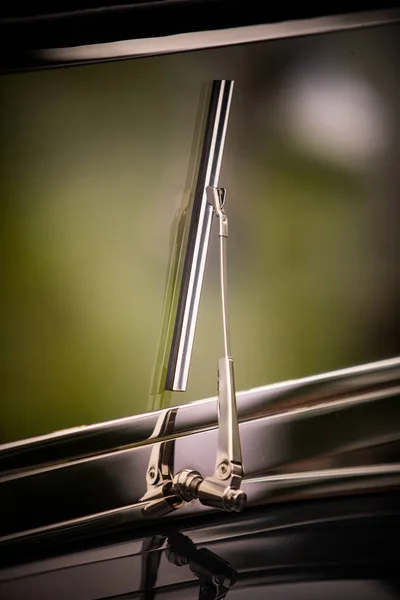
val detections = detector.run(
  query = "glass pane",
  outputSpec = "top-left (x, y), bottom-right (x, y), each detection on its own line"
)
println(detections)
top-left (1, 22), bottom-right (399, 443)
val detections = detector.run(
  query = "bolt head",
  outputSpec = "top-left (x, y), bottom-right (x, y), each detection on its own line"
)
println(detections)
top-left (147, 467), bottom-right (158, 483)
top-left (217, 462), bottom-right (231, 480)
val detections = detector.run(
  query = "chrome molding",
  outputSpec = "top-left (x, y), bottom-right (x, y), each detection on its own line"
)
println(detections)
top-left (0, 357), bottom-right (399, 543)
top-left (1, 356), bottom-right (399, 469)
top-left (40, 9), bottom-right (400, 63)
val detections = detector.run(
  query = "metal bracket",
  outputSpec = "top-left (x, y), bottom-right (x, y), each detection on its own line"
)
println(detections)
top-left (140, 409), bottom-right (184, 517)
top-left (141, 187), bottom-right (246, 515)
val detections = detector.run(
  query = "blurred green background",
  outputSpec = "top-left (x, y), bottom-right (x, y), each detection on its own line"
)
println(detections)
top-left (1, 23), bottom-right (399, 443)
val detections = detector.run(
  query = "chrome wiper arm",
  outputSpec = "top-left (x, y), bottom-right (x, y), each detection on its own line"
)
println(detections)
top-left (191, 187), bottom-right (244, 511)
top-left (142, 187), bottom-right (246, 515)
top-left (206, 186), bottom-right (242, 471)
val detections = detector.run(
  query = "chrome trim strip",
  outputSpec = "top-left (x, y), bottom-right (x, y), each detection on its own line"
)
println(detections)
top-left (1, 384), bottom-right (399, 484)
top-left (40, 9), bottom-right (400, 63)
top-left (1, 356), bottom-right (399, 471)
top-left (246, 464), bottom-right (400, 486)
top-left (0, 357), bottom-right (399, 541)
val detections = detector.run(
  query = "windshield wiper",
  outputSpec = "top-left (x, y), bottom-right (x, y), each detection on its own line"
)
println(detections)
top-left (141, 186), bottom-right (246, 515)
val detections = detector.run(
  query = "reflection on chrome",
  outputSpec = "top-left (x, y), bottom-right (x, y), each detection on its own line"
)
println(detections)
top-left (130, 531), bottom-right (237, 600)
top-left (165, 81), bottom-right (234, 393)
top-left (166, 531), bottom-right (237, 600)
top-left (40, 10), bottom-right (400, 63)
top-left (0, 356), bottom-right (399, 546)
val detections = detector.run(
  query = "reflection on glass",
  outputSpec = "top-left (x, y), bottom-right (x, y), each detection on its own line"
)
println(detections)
top-left (0, 23), bottom-right (399, 442)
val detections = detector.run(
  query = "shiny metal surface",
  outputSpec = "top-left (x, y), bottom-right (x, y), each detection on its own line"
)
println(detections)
top-left (191, 185), bottom-right (244, 512)
top-left (1, 356), bottom-right (398, 472)
top-left (0, 357), bottom-right (399, 546)
top-left (165, 531), bottom-right (237, 599)
top-left (140, 410), bottom-right (184, 517)
top-left (206, 187), bottom-right (229, 355)
top-left (40, 10), bottom-right (400, 64)
top-left (1, 493), bottom-right (399, 598)
top-left (165, 80), bottom-right (234, 392)
top-left (2, 8), bottom-right (400, 596)
top-left (130, 186), bottom-right (246, 517)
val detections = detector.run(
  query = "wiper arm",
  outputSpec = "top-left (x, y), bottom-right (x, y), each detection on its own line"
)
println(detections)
top-left (141, 187), bottom-right (246, 515)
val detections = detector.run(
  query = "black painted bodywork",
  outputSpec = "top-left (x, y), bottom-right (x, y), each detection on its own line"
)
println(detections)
top-left (1, 493), bottom-right (399, 598)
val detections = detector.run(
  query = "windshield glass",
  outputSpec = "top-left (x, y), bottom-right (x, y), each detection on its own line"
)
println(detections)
top-left (1, 21), bottom-right (399, 443)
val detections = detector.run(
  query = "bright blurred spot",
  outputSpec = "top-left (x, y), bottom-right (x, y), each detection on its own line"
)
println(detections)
top-left (276, 64), bottom-right (390, 168)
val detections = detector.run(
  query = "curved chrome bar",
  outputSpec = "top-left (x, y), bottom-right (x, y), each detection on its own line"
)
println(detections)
top-left (0, 357), bottom-right (399, 545)
top-left (1, 356), bottom-right (399, 473)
